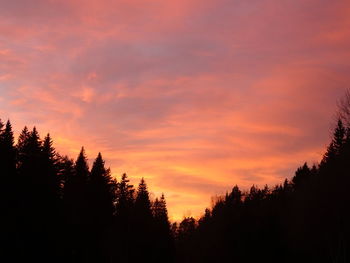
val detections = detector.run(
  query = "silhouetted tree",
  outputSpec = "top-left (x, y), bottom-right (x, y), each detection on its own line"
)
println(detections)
top-left (63, 147), bottom-right (90, 262)
top-left (112, 173), bottom-right (135, 262)
top-left (87, 153), bottom-right (116, 262)
top-left (153, 194), bottom-right (174, 263)
top-left (2, 90), bottom-right (350, 263)
top-left (0, 120), bottom-right (18, 261)
top-left (132, 178), bottom-right (154, 262)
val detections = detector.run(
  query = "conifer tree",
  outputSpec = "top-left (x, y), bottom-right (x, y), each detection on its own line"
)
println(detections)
top-left (153, 194), bottom-right (174, 263)
top-left (135, 178), bottom-right (152, 219)
top-left (17, 126), bottom-right (30, 154)
top-left (132, 178), bottom-right (154, 262)
top-left (89, 153), bottom-right (116, 225)
top-left (0, 120), bottom-right (18, 261)
top-left (17, 127), bottom-right (43, 202)
top-left (42, 134), bottom-right (61, 200)
top-left (333, 119), bottom-right (346, 151)
top-left (64, 147), bottom-right (89, 224)
top-left (87, 153), bottom-right (116, 262)
top-left (0, 120), bottom-right (16, 177)
top-left (113, 173), bottom-right (135, 262)
top-left (322, 119), bottom-right (346, 166)
top-left (0, 120), bottom-right (17, 206)
top-left (115, 173), bottom-right (134, 216)
top-left (63, 147), bottom-right (90, 262)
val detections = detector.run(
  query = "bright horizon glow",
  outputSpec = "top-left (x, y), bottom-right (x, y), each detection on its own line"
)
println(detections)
top-left (1, 0), bottom-right (350, 221)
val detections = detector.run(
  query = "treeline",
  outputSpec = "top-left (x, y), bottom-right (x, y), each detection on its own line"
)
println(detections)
top-left (174, 118), bottom-right (350, 263)
top-left (1, 96), bottom-right (350, 263)
top-left (0, 122), bottom-right (174, 263)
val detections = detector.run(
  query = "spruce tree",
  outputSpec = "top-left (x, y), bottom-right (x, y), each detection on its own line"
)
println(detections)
top-left (42, 134), bottom-right (61, 201)
top-left (0, 120), bottom-right (17, 203)
top-left (63, 147), bottom-right (90, 262)
top-left (0, 120), bottom-right (18, 261)
top-left (153, 194), bottom-right (174, 263)
top-left (322, 119), bottom-right (346, 166)
top-left (64, 147), bottom-right (89, 224)
top-left (89, 153), bottom-right (116, 225)
top-left (135, 178), bottom-right (152, 219)
top-left (87, 153), bottom-right (116, 262)
top-left (115, 173), bottom-right (134, 217)
top-left (132, 178), bottom-right (154, 262)
top-left (0, 120), bottom-right (16, 177)
top-left (113, 173), bottom-right (135, 262)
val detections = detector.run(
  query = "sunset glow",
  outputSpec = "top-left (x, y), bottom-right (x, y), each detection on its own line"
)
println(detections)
top-left (1, 0), bottom-right (350, 220)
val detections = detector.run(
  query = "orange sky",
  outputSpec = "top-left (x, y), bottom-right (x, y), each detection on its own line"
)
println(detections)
top-left (1, 0), bottom-right (350, 221)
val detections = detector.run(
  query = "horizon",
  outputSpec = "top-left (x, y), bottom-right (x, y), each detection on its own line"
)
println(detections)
top-left (3, 121), bottom-right (333, 222)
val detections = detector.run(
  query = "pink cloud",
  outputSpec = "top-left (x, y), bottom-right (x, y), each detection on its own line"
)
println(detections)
top-left (0, 0), bottom-right (349, 220)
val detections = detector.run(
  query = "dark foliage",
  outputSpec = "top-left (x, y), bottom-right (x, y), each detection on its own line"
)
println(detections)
top-left (174, 118), bottom-right (350, 263)
top-left (0, 122), bottom-right (173, 263)
top-left (1, 93), bottom-right (350, 262)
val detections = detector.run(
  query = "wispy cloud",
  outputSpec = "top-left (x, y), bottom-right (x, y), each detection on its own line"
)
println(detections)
top-left (0, 0), bottom-right (349, 220)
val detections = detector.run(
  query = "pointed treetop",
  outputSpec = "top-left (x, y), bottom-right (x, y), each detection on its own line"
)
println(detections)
top-left (91, 152), bottom-right (107, 180)
top-left (17, 126), bottom-right (30, 151)
top-left (116, 173), bottom-right (135, 209)
top-left (31, 126), bottom-right (39, 136)
top-left (18, 126), bottom-right (29, 141)
top-left (121, 173), bottom-right (129, 183)
top-left (75, 146), bottom-right (89, 178)
top-left (93, 152), bottom-right (104, 167)
top-left (97, 152), bottom-right (103, 161)
top-left (322, 119), bottom-right (346, 164)
top-left (2, 120), bottom-right (14, 145)
top-left (332, 118), bottom-right (346, 151)
top-left (43, 133), bottom-right (52, 144)
top-left (30, 126), bottom-right (41, 141)
top-left (5, 119), bottom-right (12, 129)
top-left (43, 133), bottom-right (56, 160)
top-left (136, 177), bottom-right (152, 211)
top-left (137, 177), bottom-right (149, 194)
top-left (28, 126), bottom-right (42, 149)
top-left (77, 147), bottom-right (87, 161)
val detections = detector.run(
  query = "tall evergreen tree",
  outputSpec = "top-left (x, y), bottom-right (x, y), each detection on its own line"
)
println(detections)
top-left (0, 120), bottom-right (17, 202)
top-left (42, 134), bottom-right (61, 200)
top-left (135, 178), bottom-right (152, 219)
top-left (89, 152), bottom-right (116, 225)
top-left (321, 119), bottom-right (346, 166)
top-left (0, 120), bottom-right (18, 262)
top-left (153, 194), bottom-right (174, 263)
top-left (0, 120), bottom-right (16, 177)
top-left (16, 127), bottom-right (64, 261)
top-left (17, 127), bottom-right (43, 206)
top-left (115, 173), bottom-right (134, 217)
top-left (17, 126), bottom-right (30, 154)
top-left (132, 178), bottom-right (154, 262)
top-left (113, 173), bottom-right (135, 262)
top-left (87, 153), bottom-right (116, 263)
top-left (63, 147), bottom-right (90, 262)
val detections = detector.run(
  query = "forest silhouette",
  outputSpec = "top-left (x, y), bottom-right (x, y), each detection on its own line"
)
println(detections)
top-left (1, 92), bottom-right (350, 263)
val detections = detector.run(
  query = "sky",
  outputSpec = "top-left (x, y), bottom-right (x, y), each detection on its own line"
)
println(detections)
top-left (0, 0), bottom-right (350, 221)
